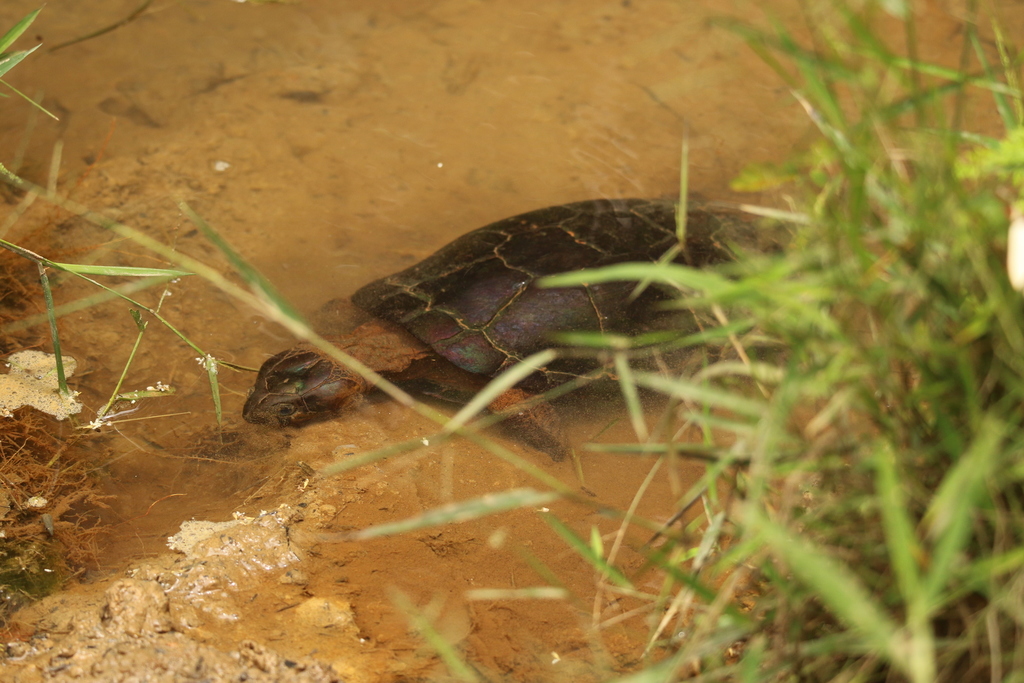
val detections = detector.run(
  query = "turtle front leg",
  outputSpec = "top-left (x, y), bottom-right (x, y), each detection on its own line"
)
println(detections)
top-left (487, 388), bottom-right (570, 463)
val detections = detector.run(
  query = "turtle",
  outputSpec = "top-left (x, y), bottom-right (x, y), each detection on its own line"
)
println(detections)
top-left (242, 197), bottom-right (751, 460)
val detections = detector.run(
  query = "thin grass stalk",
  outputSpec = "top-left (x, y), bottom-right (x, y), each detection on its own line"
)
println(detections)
top-left (991, 17), bottom-right (1024, 126)
top-left (47, 140), bottom-right (61, 196)
top-left (350, 488), bottom-right (560, 540)
top-left (965, 14), bottom-right (1017, 131)
top-left (613, 350), bottom-right (648, 441)
top-left (645, 507), bottom-right (727, 658)
top-left (389, 589), bottom-right (480, 683)
top-left (541, 512), bottom-right (633, 589)
top-left (0, 239), bottom-right (71, 395)
top-left (96, 309), bottom-right (149, 421)
top-left (4, 83), bottom-right (56, 120)
top-left (1, 275), bottom-right (174, 333)
top-left (0, 187), bottom-right (37, 238)
top-left (47, 0), bottom-right (154, 54)
top-left (465, 587), bottom-right (568, 601)
top-left (444, 348), bottom-right (558, 433)
top-left (36, 263), bottom-right (68, 396)
top-left (594, 455), bottom-right (663, 626)
top-left (203, 355), bottom-right (222, 424)
top-left (676, 128), bottom-right (689, 242)
top-left (8, 88), bottom-right (41, 175)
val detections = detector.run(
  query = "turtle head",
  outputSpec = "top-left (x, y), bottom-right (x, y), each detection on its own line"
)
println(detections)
top-left (243, 346), bottom-right (367, 427)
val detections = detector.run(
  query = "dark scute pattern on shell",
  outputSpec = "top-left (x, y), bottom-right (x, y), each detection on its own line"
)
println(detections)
top-left (416, 259), bottom-right (529, 328)
top-left (351, 198), bottom-right (739, 380)
top-left (488, 286), bottom-right (599, 360)
top-left (433, 329), bottom-right (508, 375)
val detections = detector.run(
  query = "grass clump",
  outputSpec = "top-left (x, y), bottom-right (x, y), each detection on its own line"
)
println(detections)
top-left (574, 3), bottom-right (1024, 681)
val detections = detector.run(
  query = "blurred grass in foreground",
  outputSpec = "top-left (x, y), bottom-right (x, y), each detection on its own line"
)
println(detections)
top-left (581, 2), bottom-right (1024, 681)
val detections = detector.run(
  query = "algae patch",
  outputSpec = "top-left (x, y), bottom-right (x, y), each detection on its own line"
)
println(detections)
top-left (0, 350), bottom-right (83, 420)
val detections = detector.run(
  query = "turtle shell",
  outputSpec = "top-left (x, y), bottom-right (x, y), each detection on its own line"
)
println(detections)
top-left (351, 198), bottom-right (743, 386)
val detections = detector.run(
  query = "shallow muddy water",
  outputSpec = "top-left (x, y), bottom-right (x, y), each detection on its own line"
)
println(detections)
top-left (0, 0), bottom-right (1015, 680)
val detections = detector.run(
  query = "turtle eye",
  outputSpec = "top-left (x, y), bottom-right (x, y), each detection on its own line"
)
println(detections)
top-left (275, 404), bottom-right (297, 417)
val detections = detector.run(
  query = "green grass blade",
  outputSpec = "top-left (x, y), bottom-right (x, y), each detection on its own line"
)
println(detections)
top-left (634, 372), bottom-right (767, 419)
top-left (198, 354), bottom-right (222, 425)
top-left (0, 8), bottom-right (41, 53)
top-left (921, 416), bottom-right (1004, 609)
top-left (8, 276), bottom-right (176, 334)
top-left (0, 45), bottom-right (39, 79)
top-left (36, 264), bottom-right (69, 396)
top-left (693, 360), bottom-right (784, 385)
top-left (47, 0), bottom-right (153, 54)
top-left (614, 351), bottom-right (648, 441)
top-left (775, 28), bottom-right (849, 135)
top-left (464, 587), bottom-right (568, 600)
top-left (321, 436), bottom-right (440, 476)
top-left (677, 131), bottom-right (689, 242)
top-left (514, 544), bottom-right (573, 597)
top-left (719, 18), bottom-right (857, 88)
top-left (584, 442), bottom-right (741, 462)
top-left (967, 26), bottom-right (1016, 131)
top-left (873, 441), bottom-right (923, 606)
top-left (51, 263), bottom-right (191, 278)
top-left (52, 271), bottom-right (206, 356)
top-left (991, 17), bottom-right (1024, 127)
top-left (542, 262), bottom-right (730, 294)
top-left (445, 349), bottom-right (558, 433)
top-left (0, 74), bottom-right (57, 119)
top-left (735, 203), bottom-right (810, 223)
top-left (878, 0), bottom-right (909, 18)
top-left (115, 387), bottom-right (175, 401)
top-left (178, 201), bottom-right (303, 323)
top-left (130, 307), bottom-right (147, 334)
top-left (642, 545), bottom-right (723, 606)
top-left (389, 589), bottom-right (480, 683)
top-left (681, 412), bottom-right (760, 439)
top-left (589, 524), bottom-right (604, 559)
top-left (1, 239), bottom-right (190, 279)
top-left (553, 330), bottom-right (648, 348)
top-left (541, 512), bottom-right (633, 589)
top-left (97, 309), bottom-right (149, 420)
top-left (738, 636), bottom-right (767, 683)
top-left (663, 319), bottom-right (758, 348)
top-left (882, 54), bottom-right (1021, 97)
top-left (963, 547), bottom-right (1024, 592)
top-left (753, 515), bottom-right (902, 664)
top-left (352, 488), bottom-right (559, 540)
